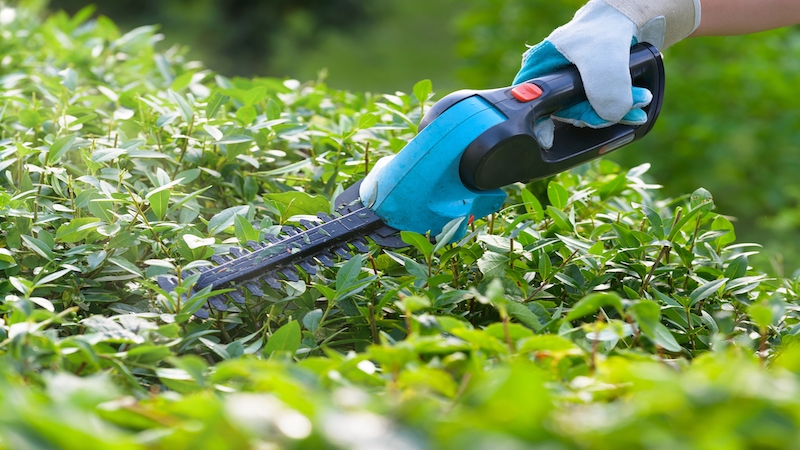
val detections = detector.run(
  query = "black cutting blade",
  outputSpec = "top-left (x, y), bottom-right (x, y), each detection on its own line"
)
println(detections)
top-left (157, 180), bottom-right (406, 317)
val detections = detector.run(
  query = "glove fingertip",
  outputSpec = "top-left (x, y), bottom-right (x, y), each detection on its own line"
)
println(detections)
top-left (533, 117), bottom-right (555, 149)
top-left (618, 108), bottom-right (648, 125)
top-left (631, 87), bottom-right (653, 109)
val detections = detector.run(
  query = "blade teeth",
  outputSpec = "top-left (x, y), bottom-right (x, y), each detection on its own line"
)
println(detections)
top-left (281, 226), bottom-right (299, 236)
top-left (196, 265), bottom-right (211, 273)
top-left (316, 253), bottom-right (335, 267)
top-left (298, 259), bottom-right (317, 275)
top-left (351, 238), bottom-right (369, 253)
top-left (157, 275), bottom-right (178, 292)
top-left (195, 308), bottom-right (210, 319)
top-left (263, 273), bottom-right (282, 290)
top-left (230, 247), bottom-right (248, 258)
top-left (245, 281), bottom-right (264, 297)
top-left (299, 219), bottom-right (317, 230)
top-left (317, 212), bottom-right (332, 222)
top-left (211, 255), bottom-right (228, 265)
top-left (208, 296), bottom-right (228, 311)
top-left (333, 245), bottom-right (353, 260)
top-left (264, 234), bottom-right (280, 243)
top-left (246, 240), bottom-right (263, 251)
top-left (280, 267), bottom-right (300, 282)
top-left (367, 230), bottom-right (407, 249)
top-left (229, 289), bottom-right (246, 304)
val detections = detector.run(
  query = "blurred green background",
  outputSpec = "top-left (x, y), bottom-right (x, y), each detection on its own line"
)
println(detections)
top-left (47, 0), bottom-right (800, 273)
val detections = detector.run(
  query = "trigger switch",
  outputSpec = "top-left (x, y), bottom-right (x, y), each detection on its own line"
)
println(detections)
top-left (511, 83), bottom-right (543, 102)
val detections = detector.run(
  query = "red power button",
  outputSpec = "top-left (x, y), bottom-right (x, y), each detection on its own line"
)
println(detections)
top-left (511, 83), bottom-right (543, 102)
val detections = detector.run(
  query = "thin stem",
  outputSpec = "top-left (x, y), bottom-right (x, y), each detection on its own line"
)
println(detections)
top-left (526, 248), bottom-right (580, 302)
top-left (640, 246), bottom-right (669, 296)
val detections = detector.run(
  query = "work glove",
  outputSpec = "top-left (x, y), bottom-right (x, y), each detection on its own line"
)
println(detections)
top-left (514, 0), bottom-right (701, 149)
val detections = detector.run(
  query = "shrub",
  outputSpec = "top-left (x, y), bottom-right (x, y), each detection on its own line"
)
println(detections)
top-left (2, 5), bottom-right (800, 449)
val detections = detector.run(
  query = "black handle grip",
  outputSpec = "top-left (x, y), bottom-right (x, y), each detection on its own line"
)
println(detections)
top-left (435, 43), bottom-right (664, 191)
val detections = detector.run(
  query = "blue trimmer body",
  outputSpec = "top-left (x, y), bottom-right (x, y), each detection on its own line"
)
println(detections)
top-left (360, 43), bottom-right (664, 242)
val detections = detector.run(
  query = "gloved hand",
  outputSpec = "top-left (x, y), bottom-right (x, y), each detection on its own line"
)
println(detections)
top-left (514, 0), bottom-right (700, 149)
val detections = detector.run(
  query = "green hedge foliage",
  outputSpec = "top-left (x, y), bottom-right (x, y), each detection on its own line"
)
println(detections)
top-left (2, 5), bottom-right (800, 449)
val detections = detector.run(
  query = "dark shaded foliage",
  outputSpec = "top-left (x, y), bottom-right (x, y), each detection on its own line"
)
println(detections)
top-left (49, 0), bottom-right (379, 76)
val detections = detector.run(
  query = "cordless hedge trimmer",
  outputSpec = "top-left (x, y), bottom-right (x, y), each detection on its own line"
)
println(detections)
top-left (158, 44), bottom-right (664, 317)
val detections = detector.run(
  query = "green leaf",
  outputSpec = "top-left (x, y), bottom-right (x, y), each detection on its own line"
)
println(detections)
top-left (236, 105), bottom-right (256, 125)
top-left (517, 334), bottom-right (578, 353)
top-left (384, 251), bottom-right (429, 284)
top-left (207, 205), bottom-right (250, 235)
top-left (690, 187), bottom-right (714, 209)
top-left (233, 214), bottom-right (259, 244)
top-left (206, 91), bottom-right (229, 118)
top-left (203, 124), bottom-right (223, 141)
top-left (477, 251), bottom-right (509, 278)
top-left (82, 316), bottom-right (145, 344)
top-left (546, 205), bottom-right (571, 231)
top-left (565, 293), bottom-right (624, 321)
top-left (725, 255), bottom-right (748, 279)
top-left (264, 191), bottom-right (329, 218)
top-left (668, 200), bottom-right (715, 241)
top-left (434, 217), bottom-right (464, 253)
top-left (108, 257), bottom-right (143, 278)
top-left (505, 301), bottom-right (544, 332)
top-left (749, 303), bottom-right (773, 330)
top-left (651, 323), bottom-right (682, 352)
top-left (547, 182), bottom-right (569, 209)
top-left (243, 86), bottom-right (267, 106)
top-left (538, 251), bottom-right (552, 279)
top-left (171, 71), bottom-right (194, 92)
top-left (689, 278), bottom-right (728, 305)
top-left (87, 198), bottom-right (115, 223)
top-left (265, 98), bottom-right (281, 120)
top-left (0, 248), bottom-right (16, 270)
top-left (36, 267), bottom-right (74, 286)
top-left (263, 320), bottom-right (301, 357)
top-left (9, 276), bottom-right (32, 296)
top-left (413, 79), bottom-right (432, 104)
top-left (60, 67), bottom-right (78, 91)
top-left (18, 109), bottom-right (41, 128)
top-left (401, 231), bottom-right (433, 259)
top-left (612, 223), bottom-right (640, 249)
top-left (712, 215), bottom-right (736, 247)
top-left (396, 295), bottom-right (431, 313)
top-left (168, 89), bottom-right (193, 122)
top-left (521, 188), bottom-right (543, 221)
top-left (597, 174), bottom-right (628, 199)
top-left (303, 309), bottom-right (323, 333)
top-left (47, 134), bottom-right (75, 164)
top-left (357, 113), bottom-right (377, 129)
top-left (642, 206), bottom-right (665, 240)
top-left (21, 235), bottom-right (54, 261)
top-left (55, 218), bottom-right (100, 243)
top-left (168, 355), bottom-right (208, 387)
top-left (629, 300), bottom-right (667, 347)
top-left (314, 283), bottom-right (336, 301)
top-left (336, 254), bottom-right (364, 292)
top-left (156, 112), bottom-right (180, 127)
top-left (148, 189), bottom-right (170, 219)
